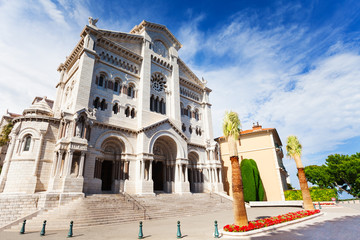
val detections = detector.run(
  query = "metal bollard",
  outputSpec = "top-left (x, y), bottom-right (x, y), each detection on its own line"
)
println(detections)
top-left (214, 220), bottom-right (219, 238)
top-left (138, 221), bottom-right (144, 239)
top-left (20, 220), bottom-right (26, 234)
top-left (40, 220), bottom-right (46, 236)
top-left (177, 221), bottom-right (182, 239)
top-left (67, 221), bottom-right (73, 238)
top-left (313, 203), bottom-right (316, 209)
top-left (318, 202), bottom-right (322, 209)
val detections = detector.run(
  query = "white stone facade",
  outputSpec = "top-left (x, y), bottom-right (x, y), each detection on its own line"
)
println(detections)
top-left (0, 20), bottom-right (223, 195)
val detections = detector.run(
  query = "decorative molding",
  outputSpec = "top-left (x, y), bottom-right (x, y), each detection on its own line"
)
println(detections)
top-left (130, 20), bottom-right (182, 50)
top-left (97, 37), bottom-right (143, 64)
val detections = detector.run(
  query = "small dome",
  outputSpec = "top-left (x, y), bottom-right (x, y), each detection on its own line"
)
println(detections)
top-left (23, 96), bottom-right (53, 116)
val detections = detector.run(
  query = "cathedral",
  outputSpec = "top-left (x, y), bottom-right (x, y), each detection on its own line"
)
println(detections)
top-left (0, 19), bottom-right (223, 196)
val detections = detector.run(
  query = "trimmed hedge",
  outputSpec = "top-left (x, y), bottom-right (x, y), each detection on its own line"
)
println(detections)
top-left (240, 159), bottom-right (265, 201)
top-left (285, 187), bottom-right (337, 201)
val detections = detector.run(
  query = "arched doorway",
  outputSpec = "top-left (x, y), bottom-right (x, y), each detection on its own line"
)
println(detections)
top-left (152, 161), bottom-right (164, 191)
top-left (101, 160), bottom-right (113, 191)
top-left (188, 152), bottom-right (202, 193)
top-left (152, 135), bottom-right (177, 193)
top-left (95, 137), bottom-right (127, 193)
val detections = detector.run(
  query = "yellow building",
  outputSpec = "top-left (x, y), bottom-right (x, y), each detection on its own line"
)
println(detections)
top-left (215, 123), bottom-right (288, 201)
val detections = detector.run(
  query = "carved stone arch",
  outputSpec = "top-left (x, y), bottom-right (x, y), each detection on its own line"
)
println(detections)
top-left (18, 127), bottom-right (40, 140)
top-left (148, 130), bottom-right (186, 159)
top-left (94, 131), bottom-right (133, 154)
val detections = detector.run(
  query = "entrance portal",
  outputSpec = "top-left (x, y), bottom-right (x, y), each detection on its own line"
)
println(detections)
top-left (101, 160), bottom-right (113, 191)
top-left (152, 161), bottom-right (164, 191)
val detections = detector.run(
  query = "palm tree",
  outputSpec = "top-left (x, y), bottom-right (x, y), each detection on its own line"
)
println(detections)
top-left (286, 135), bottom-right (314, 210)
top-left (223, 111), bottom-right (248, 226)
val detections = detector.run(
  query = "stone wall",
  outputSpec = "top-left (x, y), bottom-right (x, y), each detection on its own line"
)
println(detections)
top-left (0, 193), bottom-right (83, 228)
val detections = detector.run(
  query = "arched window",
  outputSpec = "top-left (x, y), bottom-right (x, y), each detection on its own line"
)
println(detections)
top-left (150, 95), bottom-right (154, 111)
top-left (125, 107), bottom-right (130, 117)
top-left (23, 135), bottom-right (32, 151)
top-left (159, 99), bottom-right (163, 113)
top-left (187, 106), bottom-right (192, 118)
top-left (155, 97), bottom-right (159, 112)
top-left (93, 97), bottom-right (100, 109)
top-left (127, 84), bottom-right (135, 98)
top-left (180, 103), bottom-right (184, 116)
top-left (131, 108), bottom-right (136, 118)
top-left (161, 100), bottom-right (166, 114)
top-left (182, 124), bottom-right (186, 132)
top-left (189, 126), bottom-right (193, 134)
top-left (114, 81), bottom-right (119, 92)
top-left (100, 99), bottom-right (107, 111)
top-left (98, 74), bottom-right (105, 87)
top-left (113, 103), bottom-right (119, 114)
top-left (194, 109), bottom-right (199, 121)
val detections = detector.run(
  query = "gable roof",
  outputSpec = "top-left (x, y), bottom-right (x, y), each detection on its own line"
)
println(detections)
top-left (130, 20), bottom-right (182, 50)
top-left (139, 118), bottom-right (188, 141)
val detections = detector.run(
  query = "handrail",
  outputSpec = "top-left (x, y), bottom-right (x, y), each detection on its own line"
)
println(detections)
top-left (121, 192), bottom-right (149, 220)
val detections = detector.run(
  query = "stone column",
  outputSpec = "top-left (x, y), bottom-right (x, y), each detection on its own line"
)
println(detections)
top-left (141, 160), bottom-right (145, 180)
top-left (215, 168), bottom-right (219, 183)
top-left (78, 152), bottom-right (85, 177)
top-left (32, 131), bottom-right (45, 176)
top-left (55, 150), bottom-right (63, 176)
top-left (0, 135), bottom-right (16, 192)
top-left (66, 150), bottom-right (74, 176)
top-left (175, 164), bottom-right (179, 182)
top-left (218, 168), bottom-right (223, 183)
top-left (149, 160), bottom-right (153, 181)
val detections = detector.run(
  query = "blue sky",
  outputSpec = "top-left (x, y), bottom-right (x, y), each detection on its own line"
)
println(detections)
top-left (0, 0), bottom-right (360, 194)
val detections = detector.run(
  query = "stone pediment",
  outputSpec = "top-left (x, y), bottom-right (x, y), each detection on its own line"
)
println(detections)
top-left (130, 20), bottom-right (182, 50)
top-left (139, 118), bottom-right (187, 141)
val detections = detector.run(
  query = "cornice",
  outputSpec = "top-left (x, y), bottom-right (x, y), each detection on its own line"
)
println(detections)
top-left (60, 38), bottom-right (84, 72)
top-left (178, 58), bottom-right (206, 88)
top-left (97, 37), bottom-right (143, 64)
top-left (130, 20), bottom-right (182, 50)
top-left (12, 116), bottom-right (60, 124)
top-left (98, 29), bottom-right (144, 43)
top-left (139, 118), bottom-right (188, 141)
top-left (93, 121), bottom-right (137, 134)
top-left (179, 78), bottom-right (203, 93)
top-left (187, 142), bottom-right (206, 150)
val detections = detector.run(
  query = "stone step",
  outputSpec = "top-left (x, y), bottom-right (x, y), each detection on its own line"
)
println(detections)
top-left (9, 193), bottom-right (232, 231)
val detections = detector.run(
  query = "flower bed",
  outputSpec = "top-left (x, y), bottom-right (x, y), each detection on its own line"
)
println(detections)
top-left (223, 210), bottom-right (320, 232)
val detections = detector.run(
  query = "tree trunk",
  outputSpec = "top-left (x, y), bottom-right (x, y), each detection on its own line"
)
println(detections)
top-left (298, 168), bottom-right (314, 210)
top-left (230, 156), bottom-right (248, 226)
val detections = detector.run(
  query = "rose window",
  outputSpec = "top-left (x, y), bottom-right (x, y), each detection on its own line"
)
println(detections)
top-left (151, 73), bottom-right (166, 92)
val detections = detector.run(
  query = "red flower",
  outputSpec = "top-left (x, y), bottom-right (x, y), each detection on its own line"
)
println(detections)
top-left (223, 210), bottom-right (320, 232)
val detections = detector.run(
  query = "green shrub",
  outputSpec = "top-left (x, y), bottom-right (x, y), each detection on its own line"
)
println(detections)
top-left (285, 187), bottom-right (337, 201)
top-left (241, 159), bottom-right (265, 201)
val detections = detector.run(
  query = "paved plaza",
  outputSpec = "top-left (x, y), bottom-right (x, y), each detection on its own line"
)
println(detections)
top-left (0, 203), bottom-right (359, 239)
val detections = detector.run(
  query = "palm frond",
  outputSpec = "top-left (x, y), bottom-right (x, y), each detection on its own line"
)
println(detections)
top-left (222, 111), bottom-right (241, 140)
top-left (286, 135), bottom-right (302, 159)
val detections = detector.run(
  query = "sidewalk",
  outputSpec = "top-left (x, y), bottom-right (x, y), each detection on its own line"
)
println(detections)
top-left (0, 204), bottom-right (359, 239)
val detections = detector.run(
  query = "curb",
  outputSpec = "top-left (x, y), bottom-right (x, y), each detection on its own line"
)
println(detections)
top-left (221, 212), bottom-right (324, 238)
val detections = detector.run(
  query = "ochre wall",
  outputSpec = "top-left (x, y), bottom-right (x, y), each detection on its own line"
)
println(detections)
top-left (219, 130), bottom-right (285, 201)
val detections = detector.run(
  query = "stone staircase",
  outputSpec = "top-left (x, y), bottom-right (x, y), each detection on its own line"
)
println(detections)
top-left (8, 193), bottom-right (232, 231)
top-left (9, 194), bottom-right (144, 231)
top-left (136, 193), bottom-right (233, 220)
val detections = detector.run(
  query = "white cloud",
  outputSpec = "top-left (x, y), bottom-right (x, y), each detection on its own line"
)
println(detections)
top-left (0, 0), bottom-right (87, 116)
top-left (177, 9), bottom-right (360, 188)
